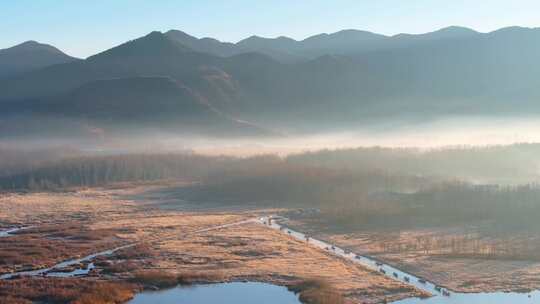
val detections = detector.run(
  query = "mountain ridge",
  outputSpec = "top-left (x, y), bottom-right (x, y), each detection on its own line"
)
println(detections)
top-left (0, 40), bottom-right (78, 78)
top-left (164, 26), bottom-right (515, 62)
top-left (1, 26), bottom-right (540, 138)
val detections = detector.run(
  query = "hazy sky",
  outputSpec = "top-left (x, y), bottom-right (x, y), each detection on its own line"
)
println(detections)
top-left (1, 0), bottom-right (539, 58)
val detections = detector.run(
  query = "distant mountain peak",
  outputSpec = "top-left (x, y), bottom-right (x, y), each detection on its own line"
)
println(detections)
top-left (0, 40), bottom-right (78, 78)
top-left (88, 31), bottom-right (191, 61)
top-left (165, 29), bottom-right (196, 40)
top-left (393, 26), bottom-right (479, 41)
top-left (438, 25), bottom-right (477, 32)
top-left (165, 29), bottom-right (240, 58)
top-left (334, 29), bottom-right (386, 37)
top-left (298, 29), bottom-right (386, 54)
top-left (493, 26), bottom-right (530, 31)
top-left (2, 40), bottom-right (70, 55)
top-left (275, 36), bottom-right (297, 42)
top-left (432, 26), bottom-right (478, 36)
top-left (2, 25), bottom-right (540, 138)
top-left (489, 26), bottom-right (536, 35)
top-left (18, 40), bottom-right (40, 47)
top-left (238, 35), bottom-right (297, 44)
top-left (146, 30), bottom-right (164, 37)
top-left (243, 35), bottom-right (262, 41)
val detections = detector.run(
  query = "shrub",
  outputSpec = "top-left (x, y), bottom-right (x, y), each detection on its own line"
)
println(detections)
top-left (70, 283), bottom-right (134, 304)
top-left (129, 271), bottom-right (179, 288)
top-left (289, 279), bottom-right (344, 304)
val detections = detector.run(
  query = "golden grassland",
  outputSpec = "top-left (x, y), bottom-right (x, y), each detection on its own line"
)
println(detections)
top-left (0, 278), bottom-right (135, 304)
top-left (310, 226), bottom-right (540, 293)
top-left (0, 224), bottom-right (122, 274)
top-left (145, 222), bottom-right (424, 303)
top-left (0, 187), bottom-right (427, 304)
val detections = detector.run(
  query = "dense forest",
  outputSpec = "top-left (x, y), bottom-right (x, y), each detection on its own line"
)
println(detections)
top-left (182, 166), bottom-right (540, 232)
top-left (319, 182), bottom-right (540, 231)
top-left (0, 147), bottom-right (79, 178)
top-left (4, 143), bottom-right (540, 190)
top-left (0, 153), bottom-right (236, 190)
top-left (287, 144), bottom-right (540, 184)
top-left (1, 145), bottom-right (540, 234)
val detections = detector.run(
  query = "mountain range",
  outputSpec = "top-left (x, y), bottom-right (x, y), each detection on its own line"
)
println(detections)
top-left (1, 26), bottom-right (539, 139)
top-left (166, 26), bottom-right (480, 63)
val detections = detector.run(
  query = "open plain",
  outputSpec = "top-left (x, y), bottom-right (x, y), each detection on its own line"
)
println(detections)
top-left (290, 220), bottom-right (540, 294)
top-left (0, 185), bottom-right (427, 304)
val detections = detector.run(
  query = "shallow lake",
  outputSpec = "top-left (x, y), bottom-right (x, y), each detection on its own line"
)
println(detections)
top-left (128, 282), bottom-right (301, 304)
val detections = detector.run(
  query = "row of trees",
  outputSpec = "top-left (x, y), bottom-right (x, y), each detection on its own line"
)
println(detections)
top-left (2, 151), bottom-right (540, 236)
top-left (0, 153), bottom-right (236, 190)
top-left (287, 143), bottom-right (540, 185)
top-left (378, 233), bottom-right (540, 261)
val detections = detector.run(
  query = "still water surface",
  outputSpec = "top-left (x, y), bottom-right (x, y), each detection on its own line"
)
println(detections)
top-left (128, 282), bottom-right (301, 304)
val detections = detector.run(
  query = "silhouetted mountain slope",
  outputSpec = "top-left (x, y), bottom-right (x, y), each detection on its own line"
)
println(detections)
top-left (165, 30), bottom-right (240, 57)
top-left (165, 30), bottom-right (305, 63)
top-left (297, 29), bottom-right (387, 57)
top-left (88, 31), bottom-right (192, 62)
top-left (0, 32), bottom-right (227, 100)
top-left (0, 33), bottom-right (270, 137)
top-left (235, 35), bottom-right (306, 63)
top-left (60, 77), bottom-right (215, 120)
top-left (0, 77), bottom-right (270, 138)
top-left (59, 77), bottom-right (266, 135)
top-left (392, 26), bottom-right (479, 42)
top-left (0, 41), bottom-right (78, 78)
top-left (233, 27), bottom-right (476, 61)
top-left (168, 26), bottom-right (481, 63)
top-left (228, 26), bottom-right (540, 126)
top-left (1, 27), bottom-right (540, 135)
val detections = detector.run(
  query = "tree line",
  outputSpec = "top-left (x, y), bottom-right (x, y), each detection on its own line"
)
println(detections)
top-left (2, 150), bottom-right (540, 235)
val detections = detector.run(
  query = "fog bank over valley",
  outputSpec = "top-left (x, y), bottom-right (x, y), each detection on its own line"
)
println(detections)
top-left (2, 115), bottom-right (535, 156)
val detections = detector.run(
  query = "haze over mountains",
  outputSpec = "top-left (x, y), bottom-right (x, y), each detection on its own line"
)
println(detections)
top-left (1, 26), bottom-right (540, 140)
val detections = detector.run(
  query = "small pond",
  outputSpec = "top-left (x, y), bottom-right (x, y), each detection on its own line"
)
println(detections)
top-left (128, 282), bottom-right (301, 304)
